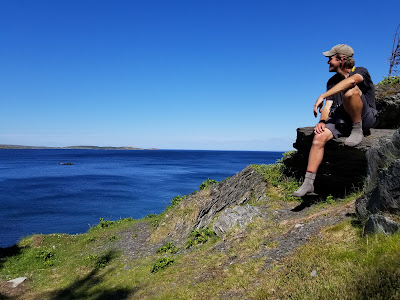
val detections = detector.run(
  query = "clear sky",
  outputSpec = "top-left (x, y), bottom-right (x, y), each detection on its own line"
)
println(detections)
top-left (1, 0), bottom-right (398, 151)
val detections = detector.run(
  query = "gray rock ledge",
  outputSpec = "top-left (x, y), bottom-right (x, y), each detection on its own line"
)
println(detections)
top-left (284, 128), bottom-right (397, 197)
top-left (213, 204), bottom-right (260, 236)
top-left (356, 128), bottom-right (400, 217)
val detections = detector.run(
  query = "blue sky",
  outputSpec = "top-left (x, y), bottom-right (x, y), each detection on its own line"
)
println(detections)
top-left (1, 0), bottom-right (398, 150)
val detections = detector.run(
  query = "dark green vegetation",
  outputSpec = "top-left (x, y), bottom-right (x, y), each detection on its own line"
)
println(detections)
top-left (378, 76), bottom-right (400, 85)
top-left (150, 257), bottom-right (175, 273)
top-left (93, 217), bottom-right (134, 229)
top-left (185, 228), bottom-right (216, 249)
top-left (1, 155), bottom-right (400, 299)
top-left (170, 195), bottom-right (186, 206)
top-left (156, 242), bottom-right (179, 254)
top-left (199, 178), bottom-right (218, 190)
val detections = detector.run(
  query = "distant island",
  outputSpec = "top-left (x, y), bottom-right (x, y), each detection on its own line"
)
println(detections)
top-left (0, 144), bottom-right (158, 150)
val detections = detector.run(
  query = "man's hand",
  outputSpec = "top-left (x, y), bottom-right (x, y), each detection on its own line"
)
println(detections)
top-left (314, 121), bottom-right (326, 134)
top-left (313, 96), bottom-right (325, 117)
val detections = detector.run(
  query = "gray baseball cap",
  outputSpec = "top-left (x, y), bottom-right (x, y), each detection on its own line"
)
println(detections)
top-left (323, 44), bottom-right (354, 57)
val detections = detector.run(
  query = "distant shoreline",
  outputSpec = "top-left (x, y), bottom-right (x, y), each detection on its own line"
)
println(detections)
top-left (0, 144), bottom-right (158, 150)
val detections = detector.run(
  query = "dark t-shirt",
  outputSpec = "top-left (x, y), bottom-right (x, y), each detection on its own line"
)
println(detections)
top-left (326, 67), bottom-right (376, 109)
top-left (326, 73), bottom-right (344, 106)
top-left (349, 67), bottom-right (376, 109)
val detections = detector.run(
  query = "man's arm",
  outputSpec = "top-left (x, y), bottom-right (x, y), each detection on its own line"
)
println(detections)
top-left (314, 100), bottom-right (333, 134)
top-left (314, 74), bottom-right (364, 117)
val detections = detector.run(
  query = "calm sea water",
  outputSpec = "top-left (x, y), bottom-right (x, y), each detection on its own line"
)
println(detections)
top-left (0, 149), bottom-right (283, 247)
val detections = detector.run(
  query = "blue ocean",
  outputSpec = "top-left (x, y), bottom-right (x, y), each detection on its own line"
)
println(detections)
top-left (0, 149), bottom-right (283, 247)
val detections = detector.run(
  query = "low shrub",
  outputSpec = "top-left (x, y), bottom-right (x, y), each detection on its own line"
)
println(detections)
top-left (151, 257), bottom-right (174, 273)
top-left (145, 213), bottom-right (163, 227)
top-left (199, 179), bottom-right (218, 190)
top-left (35, 249), bottom-right (55, 261)
top-left (156, 242), bottom-right (179, 254)
top-left (97, 218), bottom-right (115, 228)
top-left (86, 254), bottom-right (110, 269)
top-left (108, 235), bottom-right (118, 242)
top-left (185, 228), bottom-right (216, 249)
top-left (378, 76), bottom-right (400, 85)
top-left (35, 249), bottom-right (55, 267)
top-left (326, 195), bottom-right (335, 204)
top-left (91, 217), bottom-right (134, 230)
top-left (171, 195), bottom-right (186, 206)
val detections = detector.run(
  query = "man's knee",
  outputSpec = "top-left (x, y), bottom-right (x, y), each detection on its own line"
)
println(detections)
top-left (344, 86), bottom-right (362, 101)
top-left (312, 130), bottom-right (333, 147)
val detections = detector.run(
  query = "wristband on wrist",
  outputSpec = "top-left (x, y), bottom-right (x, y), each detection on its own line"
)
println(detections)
top-left (319, 120), bottom-right (326, 124)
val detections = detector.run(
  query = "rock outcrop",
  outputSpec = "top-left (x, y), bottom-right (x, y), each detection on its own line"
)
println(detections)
top-left (356, 128), bottom-right (400, 217)
top-left (151, 165), bottom-right (268, 243)
top-left (374, 84), bottom-right (400, 129)
top-left (284, 128), bottom-right (396, 197)
top-left (195, 166), bottom-right (266, 229)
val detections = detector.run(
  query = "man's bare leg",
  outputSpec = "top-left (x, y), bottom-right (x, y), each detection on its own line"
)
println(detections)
top-left (307, 129), bottom-right (333, 172)
top-left (343, 86), bottom-right (363, 146)
top-left (293, 129), bottom-right (333, 197)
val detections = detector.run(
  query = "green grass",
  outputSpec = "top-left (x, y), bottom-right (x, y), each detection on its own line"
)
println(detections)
top-left (0, 217), bottom-right (138, 290)
top-left (255, 222), bottom-right (400, 300)
top-left (2, 201), bottom-right (400, 299)
top-left (252, 151), bottom-right (301, 202)
top-left (89, 216), bottom-right (135, 232)
top-left (144, 194), bottom-right (189, 229)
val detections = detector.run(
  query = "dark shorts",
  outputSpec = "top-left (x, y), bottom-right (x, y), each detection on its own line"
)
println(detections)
top-left (325, 95), bottom-right (377, 138)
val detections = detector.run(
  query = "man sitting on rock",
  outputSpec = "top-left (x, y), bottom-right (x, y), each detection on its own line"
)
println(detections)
top-left (293, 44), bottom-right (377, 197)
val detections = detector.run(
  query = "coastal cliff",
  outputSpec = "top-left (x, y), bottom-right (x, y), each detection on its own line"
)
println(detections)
top-left (1, 84), bottom-right (400, 299)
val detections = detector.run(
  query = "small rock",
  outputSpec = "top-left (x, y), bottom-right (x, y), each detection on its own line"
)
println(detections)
top-left (213, 204), bottom-right (260, 236)
top-left (7, 277), bottom-right (27, 288)
top-left (363, 214), bottom-right (399, 235)
top-left (311, 270), bottom-right (318, 277)
top-left (294, 224), bottom-right (303, 228)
